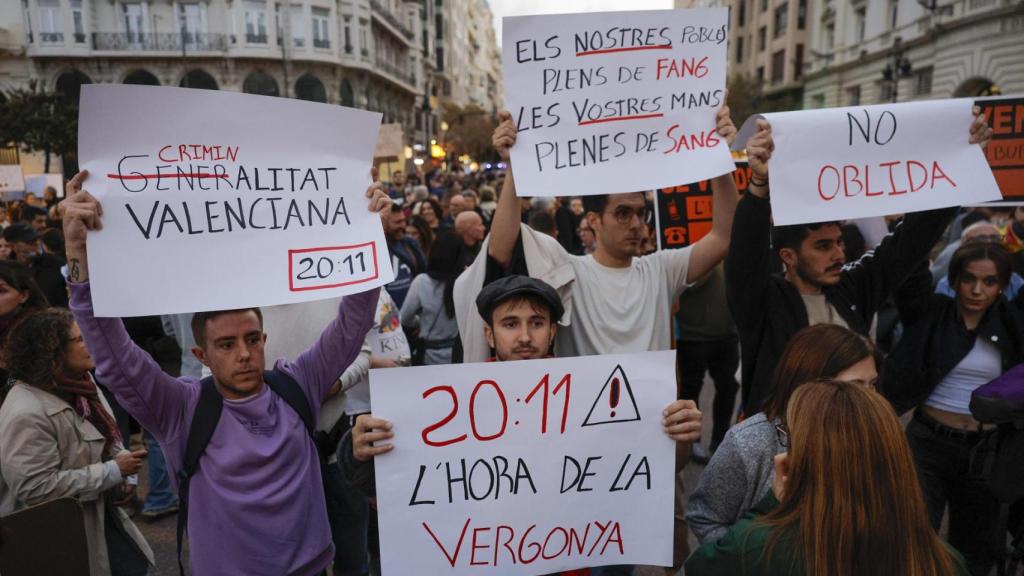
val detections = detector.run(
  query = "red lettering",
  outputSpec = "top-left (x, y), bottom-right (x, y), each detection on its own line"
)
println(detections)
top-left (469, 380), bottom-right (508, 442)
top-left (494, 525), bottom-right (517, 566)
top-left (178, 144), bottom-right (190, 162)
top-left (654, 56), bottom-right (709, 79)
top-left (818, 165), bottom-right (840, 200)
top-left (423, 519), bottom-right (471, 567)
top-left (469, 527), bottom-right (491, 566)
top-left (600, 522), bottom-right (625, 556)
top-left (655, 58), bottom-right (669, 80)
top-left (518, 525), bottom-right (541, 564)
top-left (906, 160), bottom-right (929, 192)
top-left (865, 162), bottom-right (885, 196)
top-left (843, 165), bottom-right (863, 197)
top-left (880, 160), bottom-right (907, 195)
top-left (541, 527), bottom-right (570, 560)
top-left (421, 385), bottom-right (467, 447)
top-left (931, 161), bottom-right (956, 188)
top-left (158, 145), bottom-right (175, 162)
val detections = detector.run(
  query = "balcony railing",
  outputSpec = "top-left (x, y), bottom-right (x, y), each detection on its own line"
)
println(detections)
top-left (73, 32), bottom-right (86, 43)
top-left (246, 33), bottom-right (268, 44)
top-left (92, 32), bottom-right (228, 52)
top-left (40, 32), bottom-right (64, 43)
top-left (375, 59), bottom-right (416, 87)
top-left (313, 37), bottom-right (330, 49)
top-left (294, 37), bottom-right (306, 47)
top-left (370, 0), bottom-right (415, 40)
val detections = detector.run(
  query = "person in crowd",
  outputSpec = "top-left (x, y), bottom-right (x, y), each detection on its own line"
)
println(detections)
top-left (0, 261), bottom-right (49, 394)
top-left (386, 170), bottom-right (407, 201)
top-left (406, 214), bottom-right (435, 258)
top-left (931, 213), bottom-right (994, 283)
top-left (728, 109), bottom-right (993, 414)
top-left (414, 197), bottom-right (444, 232)
top-left (23, 205), bottom-right (49, 233)
top-left (554, 197), bottom-right (583, 255)
top-left (884, 241), bottom-right (1024, 575)
top-left (934, 221), bottom-right (1024, 299)
top-left (383, 203), bottom-right (426, 309)
top-left (478, 186), bottom-right (497, 221)
top-left (0, 237), bottom-right (12, 261)
top-left (454, 211), bottom-right (486, 260)
top-left (400, 233), bottom-right (462, 365)
top-left (42, 185), bottom-right (59, 209)
top-left (22, 192), bottom-right (42, 208)
top-left (528, 209), bottom-right (558, 239)
top-left (342, 275), bottom-right (701, 576)
top-left (452, 105), bottom-right (737, 576)
top-left (3, 223), bottom-right (67, 307)
top-left (40, 228), bottom-right (65, 263)
top-left (675, 262), bottom-right (739, 464)
top-left (570, 197), bottom-right (584, 217)
top-left (577, 218), bottom-right (596, 255)
top-left (443, 192), bottom-right (467, 229)
top-left (687, 324), bottom-right (878, 543)
top-left (685, 380), bottom-right (969, 576)
top-left (0, 309), bottom-right (155, 575)
top-left (59, 169), bottom-right (388, 575)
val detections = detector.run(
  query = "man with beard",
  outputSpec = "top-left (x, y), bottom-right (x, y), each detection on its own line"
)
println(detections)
top-left (729, 109), bottom-right (993, 414)
top-left (382, 203), bottom-right (425, 308)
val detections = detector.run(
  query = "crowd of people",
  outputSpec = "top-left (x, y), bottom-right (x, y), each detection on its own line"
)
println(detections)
top-left (0, 101), bottom-right (1020, 576)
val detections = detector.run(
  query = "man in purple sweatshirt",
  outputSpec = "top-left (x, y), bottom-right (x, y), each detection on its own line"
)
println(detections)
top-left (61, 170), bottom-right (390, 576)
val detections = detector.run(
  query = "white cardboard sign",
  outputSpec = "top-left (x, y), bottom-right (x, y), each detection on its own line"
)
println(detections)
top-left (78, 84), bottom-right (392, 317)
top-left (733, 98), bottom-right (1002, 225)
top-left (502, 9), bottom-right (735, 197)
top-left (371, 351), bottom-right (677, 575)
top-left (0, 165), bottom-right (25, 194)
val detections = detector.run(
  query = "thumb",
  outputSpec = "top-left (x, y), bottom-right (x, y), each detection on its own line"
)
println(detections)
top-left (131, 449), bottom-right (149, 458)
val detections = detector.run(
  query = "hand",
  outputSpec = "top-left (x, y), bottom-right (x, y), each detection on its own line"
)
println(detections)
top-left (366, 181), bottom-right (391, 215)
top-left (715, 102), bottom-right (737, 148)
top-left (969, 105), bottom-right (993, 149)
top-left (114, 449), bottom-right (147, 476)
top-left (370, 357), bottom-right (401, 369)
top-left (771, 452), bottom-right (789, 500)
top-left (59, 170), bottom-right (103, 249)
top-left (661, 399), bottom-right (702, 445)
top-left (352, 414), bottom-right (394, 462)
top-left (746, 119), bottom-right (773, 195)
top-left (112, 482), bottom-right (137, 507)
top-left (492, 111), bottom-right (517, 163)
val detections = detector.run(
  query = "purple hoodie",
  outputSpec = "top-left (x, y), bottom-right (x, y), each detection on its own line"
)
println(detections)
top-left (70, 283), bottom-right (379, 576)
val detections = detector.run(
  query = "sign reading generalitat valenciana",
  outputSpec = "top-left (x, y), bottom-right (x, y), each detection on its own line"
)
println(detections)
top-left (502, 9), bottom-right (736, 197)
top-left (371, 352), bottom-right (677, 575)
top-left (78, 84), bottom-right (392, 317)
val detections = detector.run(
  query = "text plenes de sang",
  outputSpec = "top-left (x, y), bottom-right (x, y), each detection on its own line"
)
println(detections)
top-left (107, 144), bottom-right (353, 240)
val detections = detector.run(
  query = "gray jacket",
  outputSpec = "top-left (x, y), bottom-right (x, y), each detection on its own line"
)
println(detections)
top-left (685, 412), bottom-right (785, 543)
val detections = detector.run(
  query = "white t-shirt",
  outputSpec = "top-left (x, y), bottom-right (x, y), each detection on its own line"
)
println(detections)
top-left (800, 293), bottom-right (849, 329)
top-left (553, 247), bottom-right (692, 357)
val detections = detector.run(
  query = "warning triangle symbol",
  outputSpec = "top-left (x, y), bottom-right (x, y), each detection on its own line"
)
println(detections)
top-left (582, 364), bottom-right (641, 427)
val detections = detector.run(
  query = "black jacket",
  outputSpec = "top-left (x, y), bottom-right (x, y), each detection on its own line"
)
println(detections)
top-left (883, 267), bottom-right (1024, 415)
top-left (726, 193), bottom-right (956, 413)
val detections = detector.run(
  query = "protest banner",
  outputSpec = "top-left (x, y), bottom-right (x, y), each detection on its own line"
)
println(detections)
top-left (977, 95), bottom-right (1024, 198)
top-left (375, 123), bottom-right (405, 160)
top-left (731, 99), bottom-right (1002, 226)
top-left (502, 9), bottom-right (735, 197)
top-left (0, 165), bottom-right (25, 196)
top-left (25, 173), bottom-right (64, 198)
top-left (371, 351), bottom-right (677, 575)
top-left (78, 84), bottom-right (391, 317)
top-left (655, 160), bottom-right (749, 249)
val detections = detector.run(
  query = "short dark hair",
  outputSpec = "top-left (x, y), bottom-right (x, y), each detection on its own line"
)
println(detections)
top-left (41, 229), bottom-right (64, 254)
top-left (581, 195), bottom-right (610, 217)
top-left (4, 308), bottom-right (74, 389)
top-left (0, 261), bottom-right (49, 313)
top-left (960, 210), bottom-right (990, 230)
top-left (190, 308), bottom-right (264, 349)
top-left (948, 241), bottom-right (1012, 289)
top-left (527, 210), bottom-right (557, 235)
top-left (771, 221), bottom-right (842, 253)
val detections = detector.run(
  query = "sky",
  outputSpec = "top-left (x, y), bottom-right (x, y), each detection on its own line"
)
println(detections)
top-left (489, 0), bottom-right (674, 44)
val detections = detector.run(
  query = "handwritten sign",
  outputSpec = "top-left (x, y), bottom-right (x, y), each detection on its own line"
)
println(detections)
top-left (733, 99), bottom-right (1001, 226)
top-left (502, 9), bottom-right (735, 197)
top-left (371, 351), bottom-right (676, 575)
top-left (0, 165), bottom-right (25, 195)
top-left (977, 96), bottom-right (1024, 198)
top-left (656, 161), bottom-right (749, 249)
top-left (78, 84), bottom-right (392, 317)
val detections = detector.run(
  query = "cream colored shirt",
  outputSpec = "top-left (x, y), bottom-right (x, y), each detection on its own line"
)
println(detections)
top-left (800, 293), bottom-right (849, 329)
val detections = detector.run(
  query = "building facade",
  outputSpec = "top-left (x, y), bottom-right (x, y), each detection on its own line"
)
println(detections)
top-left (431, 0), bottom-right (501, 114)
top-left (0, 0), bottom-right (503, 172)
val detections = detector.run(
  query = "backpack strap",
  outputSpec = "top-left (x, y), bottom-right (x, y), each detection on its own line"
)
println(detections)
top-left (262, 369), bottom-right (315, 439)
top-left (177, 376), bottom-right (223, 576)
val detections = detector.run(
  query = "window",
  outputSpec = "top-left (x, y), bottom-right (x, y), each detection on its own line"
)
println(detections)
top-left (122, 2), bottom-right (146, 43)
top-left (756, 66), bottom-right (765, 82)
top-left (774, 3), bottom-right (788, 38)
top-left (914, 67), bottom-right (933, 95)
top-left (359, 19), bottom-right (369, 56)
top-left (291, 4), bottom-right (305, 47)
top-left (855, 6), bottom-right (866, 42)
top-left (761, 0), bottom-right (768, 12)
top-left (798, 0), bottom-right (806, 29)
top-left (71, 0), bottom-right (85, 42)
top-left (245, 2), bottom-right (267, 43)
top-left (736, 36), bottom-right (745, 63)
top-left (888, 0), bottom-right (898, 29)
top-left (794, 43), bottom-right (804, 80)
top-left (758, 26), bottom-right (766, 50)
top-left (312, 7), bottom-right (329, 48)
top-left (824, 21), bottom-right (835, 49)
top-left (178, 3), bottom-right (208, 46)
top-left (811, 93), bottom-right (825, 108)
top-left (38, 0), bottom-right (62, 43)
top-left (879, 80), bottom-right (895, 102)
top-left (738, 0), bottom-right (746, 27)
top-left (771, 49), bottom-right (785, 84)
top-left (846, 85), bottom-right (861, 106)
top-left (343, 16), bottom-right (352, 53)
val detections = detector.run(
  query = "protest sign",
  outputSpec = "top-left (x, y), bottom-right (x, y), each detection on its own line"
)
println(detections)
top-left (502, 9), bottom-right (735, 197)
top-left (732, 99), bottom-right (1001, 226)
top-left (655, 160), bottom-right (749, 249)
top-left (977, 96), bottom-right (1024, 198)
top-left (0, 165), bottom-right (25, 195)
top-left (78, 84), bottom-right (391, 317)
top-left (371, 351), bottom-right (677, 575)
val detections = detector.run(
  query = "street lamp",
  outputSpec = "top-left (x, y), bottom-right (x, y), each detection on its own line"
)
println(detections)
top-left (881, 37), bottom-right (912, 103)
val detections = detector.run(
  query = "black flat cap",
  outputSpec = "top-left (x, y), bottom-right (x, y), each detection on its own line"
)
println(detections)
top-left (476, 275), bottom-right (564, 325)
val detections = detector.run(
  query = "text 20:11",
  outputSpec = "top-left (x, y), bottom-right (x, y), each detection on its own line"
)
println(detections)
top-left (296, 252), bottom-right (367, 280)
top-left (420, 374), bottom-right (571, 447)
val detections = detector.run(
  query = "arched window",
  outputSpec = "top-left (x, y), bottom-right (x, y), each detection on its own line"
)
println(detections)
top-left (339, 79), bottom-right (355, 107)
top-left (54, 69), bottom-right (92, 104)
top-left (295, 74), bottom-right (327, 103)
top-left (243, 71), bottom-right (279, 96)
top-left (180, 69), bottom-right (219, 90)
top-left (123, 69), bottom-right (160, 85)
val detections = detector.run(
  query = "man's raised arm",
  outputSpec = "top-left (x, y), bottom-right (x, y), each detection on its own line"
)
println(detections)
top-left (487, 111), bottom-right (522, 267)
top-left (61, 171), bottom-right (191, 442)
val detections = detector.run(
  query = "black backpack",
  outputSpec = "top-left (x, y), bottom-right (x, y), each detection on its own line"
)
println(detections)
top-left (175, 370), bottom-right (325, 575)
